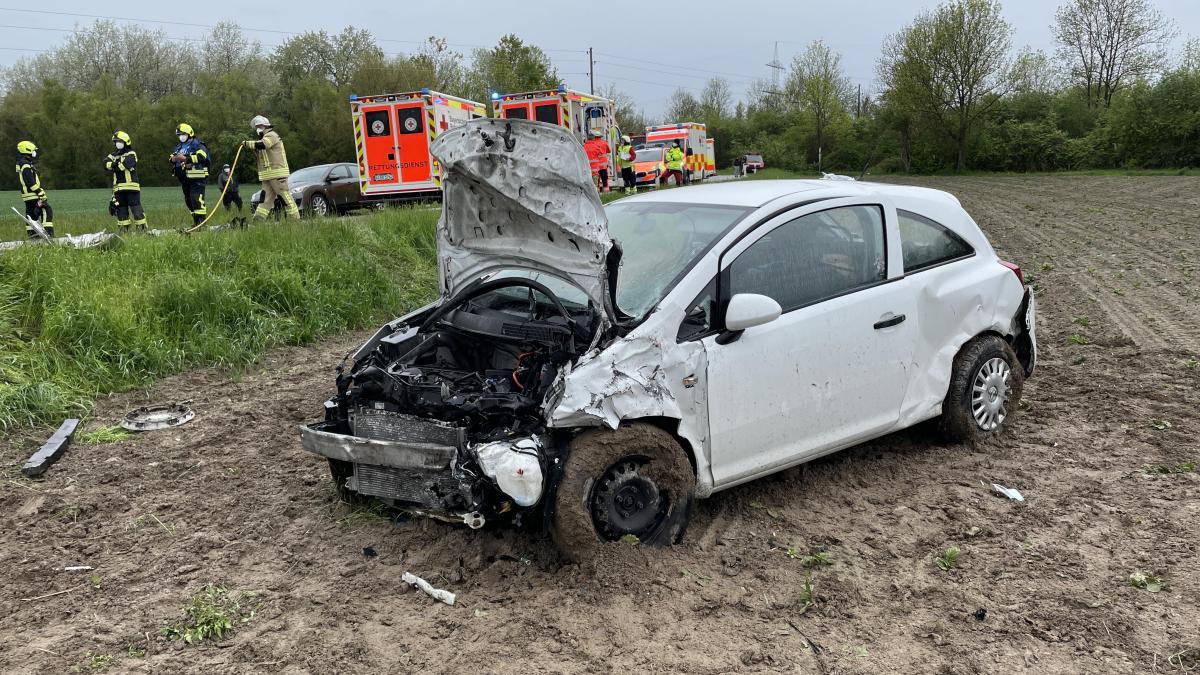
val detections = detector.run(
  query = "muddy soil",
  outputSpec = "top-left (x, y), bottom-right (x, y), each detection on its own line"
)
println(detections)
top-left (2, 177), bottom-right (1198, 674)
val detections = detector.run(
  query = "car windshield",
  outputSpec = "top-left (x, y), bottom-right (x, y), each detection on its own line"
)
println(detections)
top-left (746, 155), bottom-right (763, 163)
top-left (288, 166), bottom-right (328, 184)
top-left (635, 147), bottom-right (663, 162)
top-left (606, 201), bottom-right (750, 319)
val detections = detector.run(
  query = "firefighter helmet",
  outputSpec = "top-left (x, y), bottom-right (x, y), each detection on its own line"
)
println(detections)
top-left (112, 131), bottom-right (132, 145)
top-left (176, 123), bottom-right (195, 138)
top-left (251, 115), bottom-right (270, 128)
top-left (16, 140), bottom-right (37, 155)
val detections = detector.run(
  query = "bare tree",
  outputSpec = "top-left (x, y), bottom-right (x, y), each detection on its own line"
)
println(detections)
top-left (1052, 0), bottom-right (1177, 107)
top-left (1180, 36), bottom-right (1200, 72)
top-left (665, 88), bottom-right (703, 122)
top-left (1012, 47), bottom-right (1060, 93)
top-left (201, 22), bottom-right (261, 75)
top-left (699, 77), bottom-right (733, 119)
top-left (879, 0), bottom-right (1013, 170)
top-left (785, 40), bottom-right (852, 161)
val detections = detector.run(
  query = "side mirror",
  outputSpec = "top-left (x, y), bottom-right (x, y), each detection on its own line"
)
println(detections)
top-left (717, 293), bottom-right (781, 344)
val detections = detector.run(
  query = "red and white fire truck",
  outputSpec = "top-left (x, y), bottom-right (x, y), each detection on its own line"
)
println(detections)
top-left (492, 86), bottom-right (622, 176)
top-left (644, 122), bottom-right (716, 181)
top-left (351, 89), bottom-right (487, 202)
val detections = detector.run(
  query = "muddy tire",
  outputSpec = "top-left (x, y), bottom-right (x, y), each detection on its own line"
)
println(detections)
top-left (551, 423), bottom-right (695, 562)
top-left (939, 334), bottom-right (1025, 443)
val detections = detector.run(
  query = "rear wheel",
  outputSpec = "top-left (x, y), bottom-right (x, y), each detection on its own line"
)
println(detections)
top-left (552, 423), bottom-right (694, 561)
top-left (310, 193), bottom-right (330, 217)
top-left (939, 335), bottom-right (1025, 442)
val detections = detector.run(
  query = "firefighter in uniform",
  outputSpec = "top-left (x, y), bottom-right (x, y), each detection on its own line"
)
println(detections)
top-left (170, 123), bottom-right (211, 226)
top-left (617, 135), bottom-right (636, 195)
top-left (106, 131), bottom-right (147, 232)
top-left (244, 115), bottom-right (299, 220)
top-left (15, 140), bottom-right (53, 238)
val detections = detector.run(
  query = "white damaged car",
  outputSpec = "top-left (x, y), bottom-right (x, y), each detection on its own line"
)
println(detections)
top-left (298, 118), bottom-right (1036, 559)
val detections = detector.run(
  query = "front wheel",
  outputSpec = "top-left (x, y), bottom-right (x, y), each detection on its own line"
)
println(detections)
top-left (552, 423), bottom-right (694, 562)
top-left (939, 335), bottom-right (1025, 442)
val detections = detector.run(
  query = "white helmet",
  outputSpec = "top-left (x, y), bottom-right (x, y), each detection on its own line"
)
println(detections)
top-left (251, 115), bottom-right (271, 128)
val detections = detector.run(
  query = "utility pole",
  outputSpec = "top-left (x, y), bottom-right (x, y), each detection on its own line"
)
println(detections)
top-left (856, 84), bottom-right (862, 119)
top-left (588, 47), bottom-right (595, 95)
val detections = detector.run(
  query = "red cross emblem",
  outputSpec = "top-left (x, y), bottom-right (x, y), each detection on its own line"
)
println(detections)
top-left (439, 115), bottom-right (449, 131)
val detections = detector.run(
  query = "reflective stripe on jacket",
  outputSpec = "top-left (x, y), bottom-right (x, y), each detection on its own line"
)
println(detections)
top-left (617, 144), bottom-right (635, 169)
top-left (667, 147), bottom-right (684, 170)
top-left (254, 130), bottom-right (290, 181)
top-left (106, 150), bottom-right (141, 191)
top-left (15, 155), bottom-right (44, 201)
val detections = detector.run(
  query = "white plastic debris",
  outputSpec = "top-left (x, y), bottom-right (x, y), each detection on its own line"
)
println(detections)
top-left (61, 566), bottom-right (94, 572)
top-left (821, 172), bottom-right (857, 181)
top-left (402, 571), bottom-right (456, 605)
top-left (474, 438), bottom-right (544, 507)
top-left (991, 483), bottom-right (1025, 502)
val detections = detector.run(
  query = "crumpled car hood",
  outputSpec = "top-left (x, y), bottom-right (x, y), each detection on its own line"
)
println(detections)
top-left (430, 118), bottom-right (615, 319)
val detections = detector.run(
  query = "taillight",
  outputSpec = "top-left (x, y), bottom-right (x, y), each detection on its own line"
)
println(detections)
top-left (999, 260), bottom-right (1023, 285)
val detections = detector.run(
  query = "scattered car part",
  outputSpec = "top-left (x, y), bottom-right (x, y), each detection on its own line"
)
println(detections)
top-left (121, 402), bottom-right (195, 431)
top-left (991, 483), bottom-right (1025, 502)
top-left (401, 571), bottom-right (455, 605)
top-left (22, 418), bottom-right (79, 477)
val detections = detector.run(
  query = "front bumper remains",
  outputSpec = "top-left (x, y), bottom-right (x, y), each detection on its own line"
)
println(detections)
top-left (298, 406), bottom-right (546, 525)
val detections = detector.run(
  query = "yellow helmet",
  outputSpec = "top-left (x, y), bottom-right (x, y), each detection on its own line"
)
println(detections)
top-left (176, 123), bottom-right (194, 138)
top-left (112, 130), bottom-right (132, 145)
top-left (17, 140), bottom-right (37, 155)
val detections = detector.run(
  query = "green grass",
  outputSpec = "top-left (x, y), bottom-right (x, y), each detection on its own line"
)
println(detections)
top-left (0, 207), bottom-right (437, 429)
top-left (1, 186), bottom-right (209, 240)
top-left (162, 584), bottom-right (259, 644)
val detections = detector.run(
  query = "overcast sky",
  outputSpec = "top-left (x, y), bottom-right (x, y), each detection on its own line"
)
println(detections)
top-left (1, 1), bottom-right (1195, 116)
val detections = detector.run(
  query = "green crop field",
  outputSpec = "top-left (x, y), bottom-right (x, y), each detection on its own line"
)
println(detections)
top-left (0, 186), bottom-right (252, 241)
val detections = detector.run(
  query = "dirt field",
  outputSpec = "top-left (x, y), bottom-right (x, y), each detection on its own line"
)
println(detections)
top-left (3, 176), bottom-right (1198, 674)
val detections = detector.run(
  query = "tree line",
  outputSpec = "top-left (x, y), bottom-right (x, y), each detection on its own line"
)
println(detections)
top-left (0, 25), bottom-right (562, 188)
top-left (675, 0), bottom-right (1196, 173)
top-left (1, 0), bottom-right (1196, 190)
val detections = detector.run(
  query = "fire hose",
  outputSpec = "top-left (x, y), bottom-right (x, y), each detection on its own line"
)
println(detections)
top-left (182, 143), bottom-right (245, 234)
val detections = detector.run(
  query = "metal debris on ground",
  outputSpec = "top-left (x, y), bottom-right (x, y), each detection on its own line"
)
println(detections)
top-left (401, 572), bottom-right (455, 605)
top-left (121, 402), bottom-right (195, 431)
top-left (21, 418), bottom-right (80, 477)
top-left (991, 483), bottom-right (1025, 502)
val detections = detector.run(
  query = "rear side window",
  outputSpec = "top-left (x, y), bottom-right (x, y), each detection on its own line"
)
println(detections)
top-left (534, 103), bottom-right (559, 124)
top-left (897, 210), bottom-right (974, 273)
top-left (728, 205), bottom-right (887, 312)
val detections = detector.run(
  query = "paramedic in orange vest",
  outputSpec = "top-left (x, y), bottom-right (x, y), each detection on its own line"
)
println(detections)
top-left (583, 130), bottom-right (610, 192)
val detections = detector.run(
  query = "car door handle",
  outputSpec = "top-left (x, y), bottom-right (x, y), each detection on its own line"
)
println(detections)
top-left (873, 314), bottom-right (906, 330)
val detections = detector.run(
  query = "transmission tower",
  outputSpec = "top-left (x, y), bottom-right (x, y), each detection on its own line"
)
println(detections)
top-left (765, 41), bottom-right (784, 105)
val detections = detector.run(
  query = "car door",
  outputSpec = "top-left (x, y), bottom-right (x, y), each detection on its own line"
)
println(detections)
top-left (702, 199), bottom-right (916, 488)
top-left (328, 165), bottom-right (354, 207)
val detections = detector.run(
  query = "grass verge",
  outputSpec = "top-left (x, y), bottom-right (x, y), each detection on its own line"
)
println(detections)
top-left (0, 207), bottom-right (437, 429)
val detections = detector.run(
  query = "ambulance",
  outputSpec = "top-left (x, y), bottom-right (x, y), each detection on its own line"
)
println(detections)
top-left (492, 86), bottom-right (622, 177)
top-left (644, 122), bottom-right (716, 181)
top-left (351, 89), bottom-right (487, 202)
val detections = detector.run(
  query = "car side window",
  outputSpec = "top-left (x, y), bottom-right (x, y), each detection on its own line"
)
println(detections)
top-left (728, 205), bottom-right (887, 312)
top-left (677, 277), bottom-right (717, 342)
top-left (328, 166), bottom-right (349, 181)
top-left (897, 210), bottom-right (974, 273)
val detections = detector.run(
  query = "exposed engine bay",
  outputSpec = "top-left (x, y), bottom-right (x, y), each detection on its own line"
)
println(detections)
top-left (305, 275), bottom-right (602, 524)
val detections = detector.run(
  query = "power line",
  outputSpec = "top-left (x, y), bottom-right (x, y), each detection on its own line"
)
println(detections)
top-left (594, 75), bottom-right (703, 93)
top-left (597, 60), bottom-right (755, 84)
top-left (0, 23), bottom-right (211, 43)
top-left (595, 51), bottom-right (762, 82)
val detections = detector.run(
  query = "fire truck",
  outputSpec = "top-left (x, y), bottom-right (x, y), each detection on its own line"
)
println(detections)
top-left (644, 122), bottom-right (716, 181)
top-left (351, 89), bottom-right (487, 202)
top-left (492, 86), bottom-right (622, 177)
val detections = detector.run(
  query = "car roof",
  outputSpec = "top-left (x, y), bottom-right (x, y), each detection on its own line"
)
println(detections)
top-left (614, 179), bottom-right (963, 210)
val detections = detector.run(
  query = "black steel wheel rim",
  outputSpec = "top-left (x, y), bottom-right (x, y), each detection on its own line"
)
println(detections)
top-left (590, 457), bottom-right (668, 541)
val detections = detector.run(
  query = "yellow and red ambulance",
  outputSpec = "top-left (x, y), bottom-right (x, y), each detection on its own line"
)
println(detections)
top-left (492, 86), bottom-right (621, 176)
top-left (351, 89), bottom-right (486, 202)
top-left (644, 122), bottom-right (715, 181)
